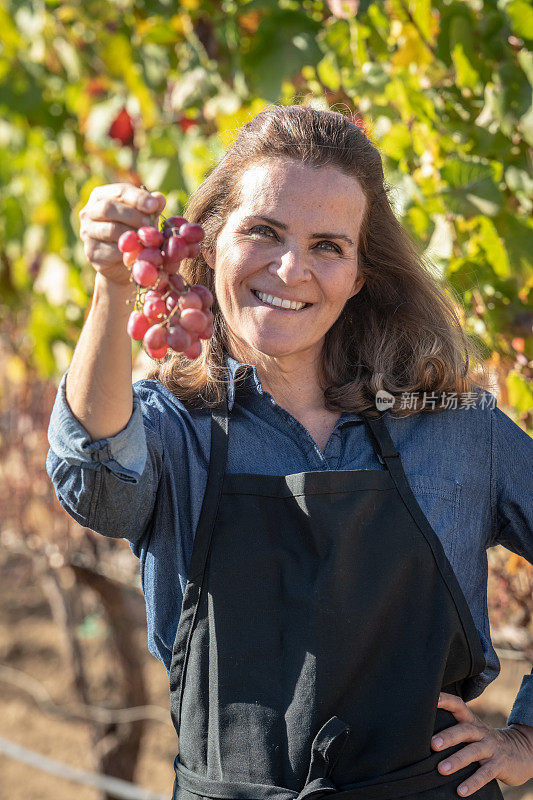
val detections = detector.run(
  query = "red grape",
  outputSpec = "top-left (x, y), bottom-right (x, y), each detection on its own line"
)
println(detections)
top-left (180, 308), bottom-right (208, 333)
top-left (168, 273), bottom-right (187, 293)
top-left (122, 207), bottom-right (213, 354)
top-left (183, 339), bottom-right (202, 359)
top-left (138, 247), bottom-right (163, 266)
top-left (179, 223), bottom-right (205, 244)
top-left (143, 295), bottom-right (167, 321)
top-left (191, 284), bottom-right (213, 308)
top-left (127, 311), bottom-right (152, 340)
top-left (153, 273), bottom-right (170, 292)
top-left (166, 292), bottom-right (181, 312)
top-left (145, 344), bottom-right (168, 359)
top-left (163, 236), bottom-right (188, 265)
top-left (162, 259), bottom-right (180, 276)
top-left (165, 215), bottom-right (187, 230)
top-left (118, 230), bottom-right (140, 253)
top-left (198, 320), bottom-right (214, 340)
top-left (138, 226), bottom-right (164, 248)
top-left (144, 324), bottom-right (168, 350)
top-left (132, 260), bottom-right (159, 287)
top-left (185, 242), bottom-right (201, 258)
top-left (123, 250), bottom-right (139, 268)
top-left (179, 291), bottom-right (203, 310)
top-left (167, 325), bottom-right (192, 352)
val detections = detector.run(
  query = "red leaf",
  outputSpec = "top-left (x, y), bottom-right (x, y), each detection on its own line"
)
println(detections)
top-left (109, 108), bottom-right (135, 146)
top-left (178, 116), bottom-right (198, 132)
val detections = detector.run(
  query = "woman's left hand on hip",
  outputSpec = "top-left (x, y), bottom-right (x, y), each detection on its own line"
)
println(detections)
top-left (430, 691), bottom-right (533, 796)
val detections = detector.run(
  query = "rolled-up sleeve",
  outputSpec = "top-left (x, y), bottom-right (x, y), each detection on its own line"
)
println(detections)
top-left (489, 404), bottom-right (533, 727)
top-left (46, 371), bottom-right (163, 543)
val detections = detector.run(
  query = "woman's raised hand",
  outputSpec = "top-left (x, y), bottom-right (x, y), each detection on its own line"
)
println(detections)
top-left (79, 183), bottom-right (166, 285)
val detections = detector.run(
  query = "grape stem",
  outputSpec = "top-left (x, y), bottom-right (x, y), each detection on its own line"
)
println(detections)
top-left (164, 304), bottom-right (181, 327)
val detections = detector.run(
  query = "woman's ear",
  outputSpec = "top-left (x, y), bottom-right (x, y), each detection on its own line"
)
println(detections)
top-left (348, 273), bottom-right (365, 300)
top-left (203, 247), bottom-right (215, 270)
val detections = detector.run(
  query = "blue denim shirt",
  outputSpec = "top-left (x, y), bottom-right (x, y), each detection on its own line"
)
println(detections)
top-left (46, 354), bottom-right (533, 727)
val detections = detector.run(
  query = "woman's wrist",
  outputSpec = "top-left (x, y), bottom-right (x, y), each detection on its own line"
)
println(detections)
top-left (505, 723), bottom-right (533, 777)
top-left (93, 272), bottom-right (136, 310)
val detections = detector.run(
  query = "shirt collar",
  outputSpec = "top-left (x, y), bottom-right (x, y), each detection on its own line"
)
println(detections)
top-left (224, 352), bottom-right (264, 411)
top-left (223, 351), bottom-right (364, 424)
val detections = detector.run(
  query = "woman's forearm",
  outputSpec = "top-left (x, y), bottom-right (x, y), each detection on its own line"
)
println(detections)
top-left (65, 273), bottom-right (137, 441)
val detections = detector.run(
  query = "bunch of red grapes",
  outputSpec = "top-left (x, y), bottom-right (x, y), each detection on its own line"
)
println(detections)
top-left (118, 214), bottom-right (214, 360)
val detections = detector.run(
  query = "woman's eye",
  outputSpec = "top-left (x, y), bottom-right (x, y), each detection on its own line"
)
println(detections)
top-left (316, 240), bottom-right (341, 253)
top-left (250, 225), bottom-right (276, 237)
top-left (248, 227), bottom-right (340, 254)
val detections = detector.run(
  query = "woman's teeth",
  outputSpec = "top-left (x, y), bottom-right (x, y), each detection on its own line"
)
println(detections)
top-left (253, 290), bottom-right (307, 311)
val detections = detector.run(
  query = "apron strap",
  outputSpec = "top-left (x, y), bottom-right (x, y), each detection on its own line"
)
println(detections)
top-left (168, 394), bottom-right (230, 727)
top-left (300, 716), bottom-right (350, 800)
top-left (360, 412), bottom-right (400, 466)
top-left (361, 413), bottom-right (486, 681)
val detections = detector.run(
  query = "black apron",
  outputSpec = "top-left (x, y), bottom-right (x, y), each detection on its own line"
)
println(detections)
top-left (169, 398), bottom-right (503, 800)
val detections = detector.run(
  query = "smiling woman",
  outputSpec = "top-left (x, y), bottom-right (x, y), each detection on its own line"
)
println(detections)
top-left (46, 104), bottom-right (533, 800)
top-left (150, 105), bottom-right (491, 417)
top-left (197, 158), bottom-right (367, 419)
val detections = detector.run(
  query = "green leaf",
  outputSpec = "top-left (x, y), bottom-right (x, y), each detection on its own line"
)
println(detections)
top-left (100, 34), bottom-right (159, 127)
top-left (495, 213), bottom-right (533, 280)
top-left (506, 370), bottom-right (533, 414)
top-left (440, 160), bottom-right (503, 217)
top-left (505, 0), bottom-right (533, 42)
top-left (449, 14), bottom-right (481, 91)
top-left (404, 205), bottom-right (435, 243)
top-left (242, 9), bottom-right (322, 101)
top-left (411, 0), bottom-right (433, 43)
top-left (505, 166), bottom-right (533, 213)
top-left (380, 123), bottom-right (412, 161)
top-left (476, 217), bottom-right (512, 280)
top-left (316, 52), bottom-right (341, 91)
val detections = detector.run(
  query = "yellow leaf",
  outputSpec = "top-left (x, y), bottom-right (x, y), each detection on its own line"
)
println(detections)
top-left (100, 35), bottom-right (158, 128)
top-left (170, 16), bottom-right (186, 34)
top-left (216, 99), bottom-right (270, 149)
top-left (6, 356), bottom-right (27, 385)
top-left (392, 24), bottom-right (432, 69)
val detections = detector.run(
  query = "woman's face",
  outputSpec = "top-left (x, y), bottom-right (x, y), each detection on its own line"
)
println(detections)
top-left (206, 158), bottom-right (367, 364)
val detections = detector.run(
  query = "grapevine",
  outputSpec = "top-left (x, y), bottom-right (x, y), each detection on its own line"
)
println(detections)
top-left (119, 198), bottom-right (213, 361)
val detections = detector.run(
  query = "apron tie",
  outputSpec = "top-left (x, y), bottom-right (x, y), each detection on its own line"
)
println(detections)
top-left (174, 716), bottom-right (350, 800)
top-left (296, 716), bottom-right (350, 800)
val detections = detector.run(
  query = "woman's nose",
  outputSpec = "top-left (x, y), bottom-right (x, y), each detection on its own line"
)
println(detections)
top-left (269, 248), bottom-right (311, 284)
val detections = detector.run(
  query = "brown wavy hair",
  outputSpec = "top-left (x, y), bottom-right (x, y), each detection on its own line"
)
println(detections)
top-left (148, 104), bottom-right (490, 417)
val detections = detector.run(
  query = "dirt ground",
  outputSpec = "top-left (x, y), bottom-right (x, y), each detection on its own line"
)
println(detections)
top-left (0, 546), bottom-right (531, 800)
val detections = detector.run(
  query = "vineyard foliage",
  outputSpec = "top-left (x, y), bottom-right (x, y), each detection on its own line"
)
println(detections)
top-left (0, 0), bottom-right (532, 427)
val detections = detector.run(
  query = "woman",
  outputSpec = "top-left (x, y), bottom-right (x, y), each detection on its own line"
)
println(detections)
top-left (47, 106), bottom-right (533, 799)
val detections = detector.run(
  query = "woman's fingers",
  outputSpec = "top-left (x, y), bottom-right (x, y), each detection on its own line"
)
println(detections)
top-left (435, 738), bottom-right (489, 773)
top-left (437, 693), bottom-right (478, 723)
top-left (87, 182), bottom-right (165, 213)
top-left (454, 761), bottom-right (500, 797)
top-left (85, 198), bottom-right (153, 230)
top-left (430, 692), bottom-right (533, 795)
top-left (78, 182), bottom-right (166, 278)
top-left (80, 220), bottom-right (138, 245)
top-left (79, 183), bottom-right (166, 230)
top-left (82, 239), bottom-right (123, 266)
top-left (432, 721), bottom-right (481, 752)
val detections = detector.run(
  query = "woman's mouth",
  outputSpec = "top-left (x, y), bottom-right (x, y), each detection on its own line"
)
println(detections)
top-left (251, 289), bottom-right (311, 312)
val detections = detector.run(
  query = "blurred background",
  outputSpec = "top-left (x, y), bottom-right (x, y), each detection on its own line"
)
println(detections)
top-left (0, 0), bottom-right (532, 798)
